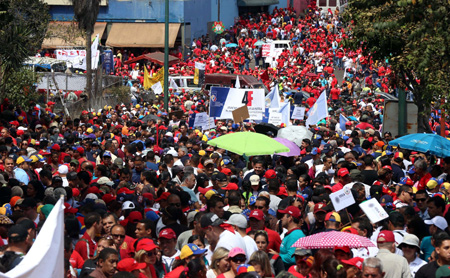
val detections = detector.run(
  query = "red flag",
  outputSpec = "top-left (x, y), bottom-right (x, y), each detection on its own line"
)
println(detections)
top-left (260, 69), bottom-right (269, 81)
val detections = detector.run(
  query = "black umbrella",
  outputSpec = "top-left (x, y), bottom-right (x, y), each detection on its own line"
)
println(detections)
top-left (141, 114), bottom-right (161, 122)
top-left (254, 122), bottom-right (280, 136)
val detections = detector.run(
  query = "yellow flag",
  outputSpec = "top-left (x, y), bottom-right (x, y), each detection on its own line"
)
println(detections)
top-left (143, 67), bottom-right (164, 90)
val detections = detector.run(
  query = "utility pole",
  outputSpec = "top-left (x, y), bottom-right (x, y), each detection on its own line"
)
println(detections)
top-left (164, 0), bottom-right (169, 111)
top-left (218, 0), bottom-right (220, 21)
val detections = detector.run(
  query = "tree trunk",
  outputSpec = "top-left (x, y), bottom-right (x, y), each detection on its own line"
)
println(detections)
top-left (85, 29), bottom-right (92, 110)
top-left (416, 101), bottom-right (433, 133)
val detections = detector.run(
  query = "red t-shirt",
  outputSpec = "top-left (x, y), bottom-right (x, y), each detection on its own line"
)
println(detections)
top-left (120, 235), bottom-right (135, 259)
top-left (74, 232), bottom-right (96, 260)
top-left (246, 227), bottom-right (281, 252)
top-left (288, 265), bottom-right (305, 278)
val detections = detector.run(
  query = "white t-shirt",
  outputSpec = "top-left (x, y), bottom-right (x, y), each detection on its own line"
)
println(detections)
top-left (242, 235), bottom-right (258, 261)
top-left (216, 230), bottom-right (247, 255)
top-left (162, 250), bottom-right (181, 272)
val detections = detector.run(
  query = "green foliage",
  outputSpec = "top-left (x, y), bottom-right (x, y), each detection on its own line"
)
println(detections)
top-left (2, 67), bottom-right (41, 108)
top-left (0, 0), bottom-right (49, 71)
top-left (0, 0), bottom-right (49, 100)
top-left (343, 0), bottom-right (450, 132)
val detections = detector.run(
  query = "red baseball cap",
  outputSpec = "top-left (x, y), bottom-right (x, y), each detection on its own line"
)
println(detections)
top-left (76, 147), bottom-right (84, 155)
top-left (221, 168), bottom-right (233, 176)
top-left (264, 169), bottom-right (277, 179)
top-left (142, 193), bottom-right (153, 201)
top-left (51, 144), bottom-right (61, 151)
top-left (377, 230), bottom-right (395, 243)
top-left (279, 206), bottom-right (301, 219)
top-left (337, 168), bottom-right (350, 177)
top-left (334, 246), bottom-right (351, 253)
top-left (87, 186), bottom-right (100, 194)
top-left (159, 228), bottom-right (176, 239)
top-left (155, 192), bottom-right (171, 202)
top-left (314, 203), bottom-right (327, 214)
top-left (102, 193), bottom-right (116, 204)
top-left (117, 258), bottom-right (146, 272)
top-left (72, 188), bottom-right (80, 198)
top-left (341, 257), bottom-right (364, 270)
top-left (136, 238), bottom-right (159, 252)
top-left (117, 187), bottom-right (134, 195)
top-left (222, 182), bottom-right (239, 191)
top-left (249, 209), bottom-right (264, 221)
top-left (128, 211), bottom-right (143, 223)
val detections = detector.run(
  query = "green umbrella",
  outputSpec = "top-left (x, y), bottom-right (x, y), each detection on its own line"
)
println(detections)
top-left (207, 132), bottom-right (289, 156)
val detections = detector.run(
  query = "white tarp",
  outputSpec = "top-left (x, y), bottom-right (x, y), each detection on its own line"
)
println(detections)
top-left (0, 198), bottom-right (64, 278)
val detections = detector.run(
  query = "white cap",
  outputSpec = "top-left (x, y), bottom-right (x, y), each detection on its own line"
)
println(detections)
top-left (167, 149), bottom-right (178, 157)
top-left (58, 165), bottom-right (69, 175)
top-left (425, 216), bottom-right (448, 231)
top-left (249, 175), bottom-right (260, 186)
top-left (122, 200), bottom-right (135, 210)
top-left (165, 132), bottom-right (173, 137)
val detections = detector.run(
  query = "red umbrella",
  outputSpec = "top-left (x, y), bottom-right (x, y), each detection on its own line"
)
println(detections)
top-left (292, 231), bottom-right (375, 249)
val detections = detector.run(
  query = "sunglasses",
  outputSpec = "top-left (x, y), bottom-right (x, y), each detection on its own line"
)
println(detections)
top-left (147, 251), bottom-right (157, 256)
top-left (255, 206), bottom-right (265, 210)
top-left (231, 256), bottom-right (246, 263)
top-left (111, 234), bottom-right (125, 239)
top-left (169, 203), bottom-right (181, 207)
top-left (415, 198), bottom-right (427, 202)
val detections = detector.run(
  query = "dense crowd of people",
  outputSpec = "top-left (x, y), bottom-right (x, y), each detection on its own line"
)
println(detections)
top-left (3, 3), bottom-right (450, 278)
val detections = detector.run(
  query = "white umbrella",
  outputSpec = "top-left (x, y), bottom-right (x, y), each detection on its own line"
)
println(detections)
top-left (277, 125), bottom-right (313, 147)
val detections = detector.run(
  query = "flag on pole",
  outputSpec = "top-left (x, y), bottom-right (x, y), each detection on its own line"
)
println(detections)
top-left (169, 78), bottom-right (179, 90)
top-left (91, 34), bottom-right (100, 70)
top-left (265, 85), bottom-right (280, 109)
top-left (0, 198), bottom-right (64, 278)
top-left (194, 62), bottom-right (205, 85)
top-left (235, 75), bottom-right (241, 89)
top-left (339, 114), bottom-right (349, 132)
top-left (305, 90), bottom-right (328, 127)
top-left (279, 102), bottom-right (291, 125)
top-left (144, 66), bottom-right (164, 90)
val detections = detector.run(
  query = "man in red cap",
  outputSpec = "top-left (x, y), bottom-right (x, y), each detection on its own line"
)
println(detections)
top-left (279, 206), bottom-right (305, 268)
top-left (247, 209), bottom-right (281, 252)
top-left (332, 167), bottom-right (351, 192)
top-left (116, 258), bottom-right (146, 277)
top-left (159, 228), bottom-right (179, 271)
top-left (375, 230), bottom-right (410, 278)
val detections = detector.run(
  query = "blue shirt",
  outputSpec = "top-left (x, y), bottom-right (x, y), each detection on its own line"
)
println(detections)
top-left (280, 229), bottom-right (305, 267)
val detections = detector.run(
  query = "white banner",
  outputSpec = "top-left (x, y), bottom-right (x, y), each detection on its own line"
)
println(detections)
top-left (209, 87), bottom-right (265, 120)
top-left (292, 107), bottom-right (306, 120)
top-left (56, 34), bottom-right (100, 70)
top-left (0, 198), bottom-right (64, 278)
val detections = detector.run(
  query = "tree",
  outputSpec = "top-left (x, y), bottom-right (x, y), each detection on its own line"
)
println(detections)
top-left (342, 0), bottom-right (450, 133)
top-left (70, 0), bottom-right (101, 109)
top-left (0, 0), bottom-right (49, 100)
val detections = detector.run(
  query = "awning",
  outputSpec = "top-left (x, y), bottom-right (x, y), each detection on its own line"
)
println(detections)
top-left (237, 0), bottom-right (279, 6)
top-left (106, 23), bottom-right (181, 48)
top-left (124, 52), bottom-right (179, 66)
top-left (42, 22), bottom-right (107, 49)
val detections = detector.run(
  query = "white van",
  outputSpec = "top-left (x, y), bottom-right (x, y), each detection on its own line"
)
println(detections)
top-left (271, 40), bottom-right (292, 54)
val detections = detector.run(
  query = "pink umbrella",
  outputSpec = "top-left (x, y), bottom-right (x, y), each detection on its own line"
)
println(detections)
top-left (292, 231), bottom-right (375, 249)
top-left (273, 138), bottom-right (300, 157)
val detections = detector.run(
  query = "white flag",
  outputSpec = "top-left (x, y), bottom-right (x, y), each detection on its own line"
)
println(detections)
top-left (91, 34), bottom-right (100, 70)
top-left (235, 75), bottom-right (241, 89)
top-left (305, 90), bottom-right (328, 127)
top-left (0, 198), bottom-right (64, 278)
top-left (152, 81), bottom-right (163, 95)
top-left (169, 78), bottom-right (179, 90)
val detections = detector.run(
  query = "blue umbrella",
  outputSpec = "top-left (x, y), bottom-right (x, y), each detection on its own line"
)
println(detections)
top-left (254, 41), bottom-right (264, 46)
top-left (388, 133), bottom-right (450, 157)
top-left (225, 43), bottom-right (238, 48)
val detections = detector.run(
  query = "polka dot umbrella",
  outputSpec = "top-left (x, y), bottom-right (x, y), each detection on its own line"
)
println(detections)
top-left (292, 230), bottom-right (376, 249)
